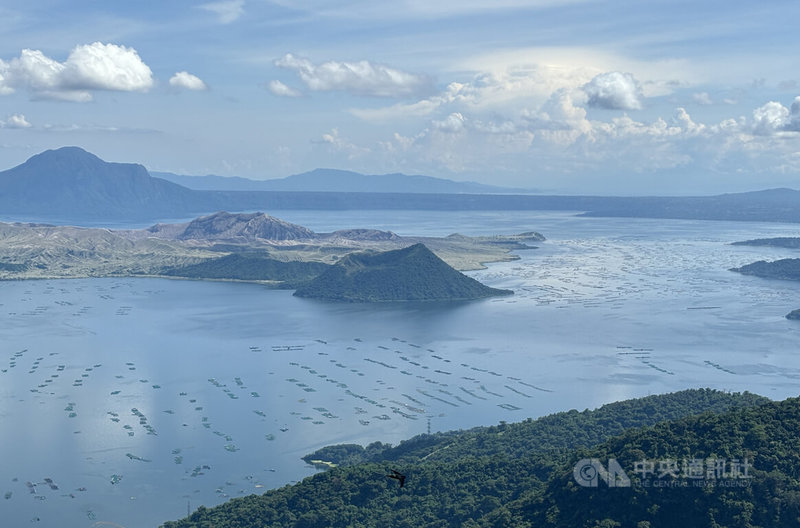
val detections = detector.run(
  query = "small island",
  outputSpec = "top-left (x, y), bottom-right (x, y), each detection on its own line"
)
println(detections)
top-left (293, 243), bottom-right (512, 302)
top-left (731, 237), bottom-right (800, 249)
top-left (0, 212), bottom-right (534, 301)
top-left (729, 256), bottom-right (800, 320)
top-left (730, 258), bottom-right (800, 280)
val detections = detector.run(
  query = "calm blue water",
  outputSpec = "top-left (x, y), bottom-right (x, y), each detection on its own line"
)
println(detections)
top-left (2, 211), bottom-right (800, 527)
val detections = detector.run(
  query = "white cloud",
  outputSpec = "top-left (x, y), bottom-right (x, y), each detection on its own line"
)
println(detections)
top-left (0, 113), bottom-right (31, 128)
top-left (275, 53), bottom-right (430, 98)
top-left (402, 94), bottom-right (794, 180)
top-left (750, 97), bottom-right (800, 135)
top-left (267, 79), bottom-right (302, 97)
top-left (292, 90), bottom-right (800, 193)
top-left (752, 100), bottom-right (791, 135)
top-left (457, 46), bottom-right (691, 97)
top-left (432, 112), bottom-right (466, 133)
top-left (199, 0), bottom-right (245, 24)
top-left (169, 71), bottom-right (208, 91)
top-left (351, 60), bottom-right (660, 126)
top-left (61, 43), bottom-right (152, 92)
top-left (692, 92), bottom-right (713, 105)
top-left (350, 82), bottom-right (470, 121)
top-left (521, 89), bottom-right (591, 147)
top-left (2, 49), bottom-right (79, 100)
top-left (537, 89), bottom-right (589, 126)
top-left (0, 42), bottom-right (153, 101)
top-left (583, 71), bottom-right (643, 110)
top-left (672, 107), bottom-right (705, 135)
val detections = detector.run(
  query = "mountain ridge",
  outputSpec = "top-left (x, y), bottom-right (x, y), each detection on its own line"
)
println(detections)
top-left (152, 167), bottom-right (530, 194)
top-left (7, 147), bottom-right (800, 224)
top-left (0, 146), bottom-right (213, 219)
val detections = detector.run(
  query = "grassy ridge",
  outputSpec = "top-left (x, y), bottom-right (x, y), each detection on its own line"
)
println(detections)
top-left (160, 253), bottom-right (330, 287)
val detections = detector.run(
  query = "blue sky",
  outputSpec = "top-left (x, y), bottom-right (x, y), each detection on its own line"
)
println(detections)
top-left (1, 0), bottom-right (799, 194)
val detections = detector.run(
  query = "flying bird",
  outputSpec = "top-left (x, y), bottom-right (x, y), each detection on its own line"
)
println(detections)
top-left (386, 469), bottom-right (406, 488)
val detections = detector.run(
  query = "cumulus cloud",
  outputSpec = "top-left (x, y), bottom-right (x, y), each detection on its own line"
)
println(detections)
top-left (0, 113), bottom-right (31, 128)
top-left (672, 107), bottom-right (704, 134)
top-left (752, 101), bottom-right (787, 134)
top-left (169, 71), bottom-right (208, 91)
top-left (61, 43), bottom-right (152, 91)
top-left (582, 71), bottom-right (643, 110)
top-left (0, 42), bottom-right (153, 101)
top-left (432, 112), bottom-right (466, 133)
top-left (352, 63), bottom-right (645, 125)
top-left (294, 89), bottom-right (800, 193)
top-left (275, 53), bottom-right (430, 98)
top-left (267, 80), bottom-right (302, 97)
top-left (752, 100), bottom-right (791, 135)
top-left (199, 0), bottom-right (245, 24)
top-left (750, 97), bottom-right (800, 134)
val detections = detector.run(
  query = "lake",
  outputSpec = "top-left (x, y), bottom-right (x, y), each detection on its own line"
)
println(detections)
top-left (2, 210), bottom-right (800, 527)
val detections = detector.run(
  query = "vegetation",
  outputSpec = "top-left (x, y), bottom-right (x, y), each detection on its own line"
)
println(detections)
top-left (160, 389), bottom-right (788, 528)
top-left (731, 256), bottom-right (800, 320)
top-left (509, 395), bottom-right (800, 527)
top-left (160, 253), bottom-right (329, 287)
top-left (303, 389), bottom-right (769, 467)
top-left (0, 262), bottom-right (27, 272)
top-left (730, 258), bottom-right (800, 280)
top-left (293, 243), bottom-right (512, 302)
top-left (0, 215), bottom-right (528, 280)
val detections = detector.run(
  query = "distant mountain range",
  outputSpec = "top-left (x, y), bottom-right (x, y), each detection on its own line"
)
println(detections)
top-left (6, 147), bottom-right (800, 224)
top-left (151, 168), bottom-right (529, 194)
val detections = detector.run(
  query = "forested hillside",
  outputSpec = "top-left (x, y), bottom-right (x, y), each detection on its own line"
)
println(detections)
top-left (160, 389), bottom-right (785, 528)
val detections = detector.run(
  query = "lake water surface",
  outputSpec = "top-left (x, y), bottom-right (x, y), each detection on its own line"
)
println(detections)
top-left (2, 211), bottom-right (800, 527)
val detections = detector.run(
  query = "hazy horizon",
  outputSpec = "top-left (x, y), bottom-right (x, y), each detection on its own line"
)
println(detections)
top-left (3, 145), bottom-right (800, 198)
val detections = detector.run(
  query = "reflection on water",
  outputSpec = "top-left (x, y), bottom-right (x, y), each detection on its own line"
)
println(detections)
top-left (2, 211), bottom-right (800, 527)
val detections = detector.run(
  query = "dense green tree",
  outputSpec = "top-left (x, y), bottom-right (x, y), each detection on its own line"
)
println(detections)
top-left (160, 390), bottom-right (799, 528)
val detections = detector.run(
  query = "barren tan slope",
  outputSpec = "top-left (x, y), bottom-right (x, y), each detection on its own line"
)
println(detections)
top-left (0, 213), bottom-right (543, 281)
